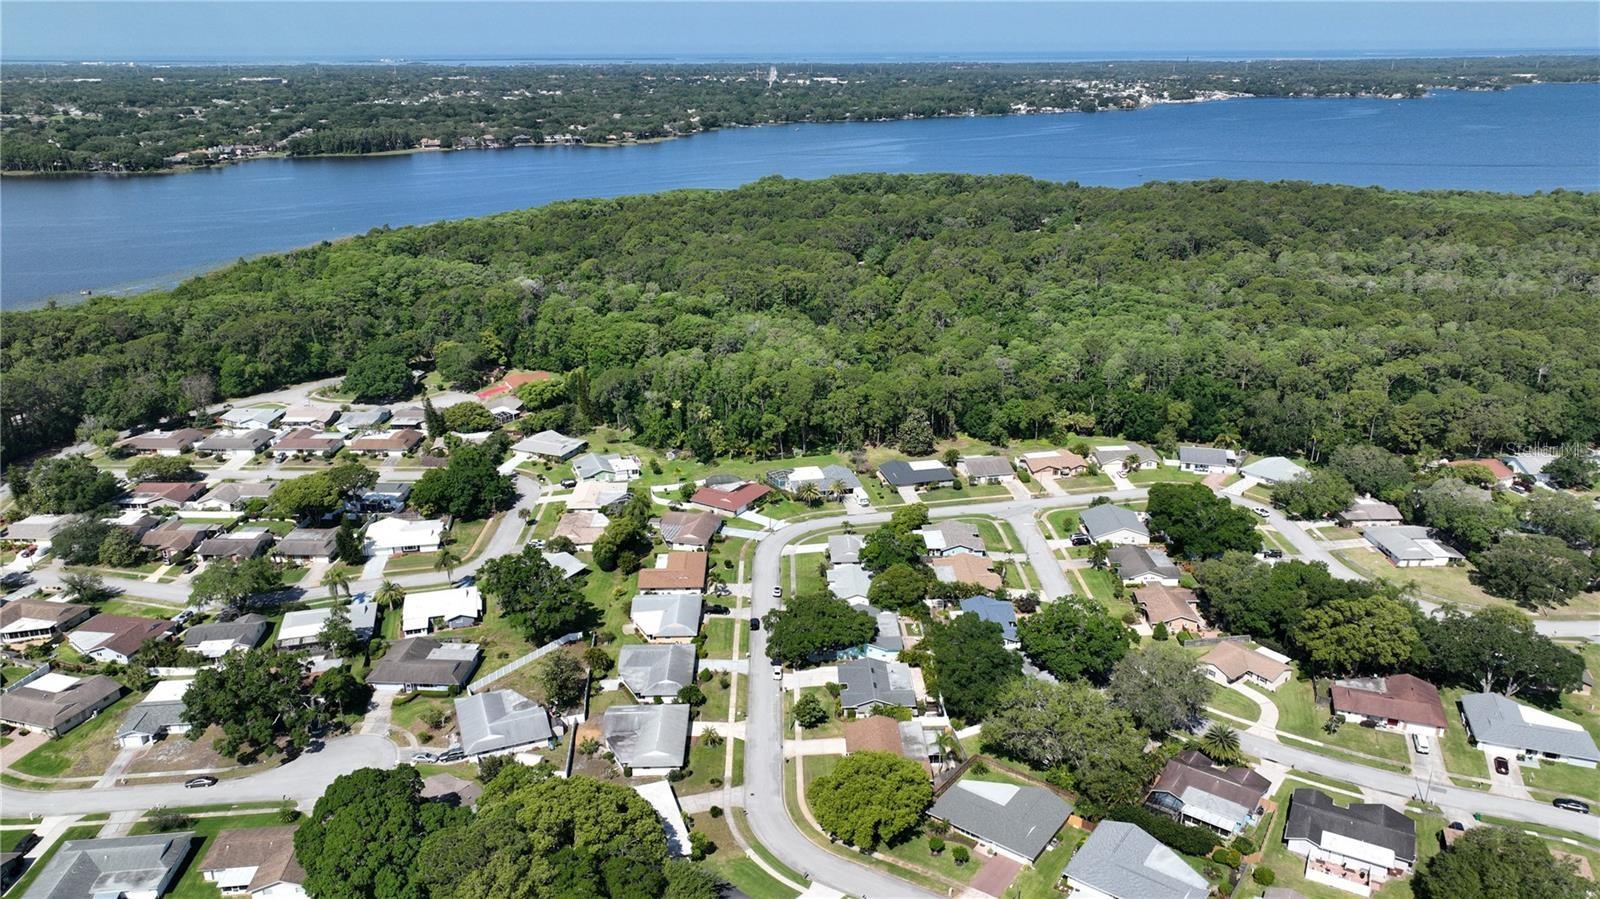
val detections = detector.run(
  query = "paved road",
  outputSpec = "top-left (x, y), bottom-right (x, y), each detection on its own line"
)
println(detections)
top-left (0, 735), bottom-right (397, 816)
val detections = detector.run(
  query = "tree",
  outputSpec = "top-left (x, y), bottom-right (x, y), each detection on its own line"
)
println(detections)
top-left (374, 580), bottom-right (406, 611)
top-left (13, 455), bottom-right (122, 514)
top-left (334, 520), bottom-right (365, 565)
top-left (434, 340), bottom-right (489, 389)
top-left (421, 396), bottom-right (447, 439)
top-left (61, 571), bottom-right (120, 604)
top-left (98, 527), bottom-right (148, 567)
top-left (441, 402), bottom-right (497, 433)
top-left (478, 545), bottom-right (596, 642)
top-left (806, 751), bottom-right (931, 849)
top-left (1518, 491), bottom-right (1600, 549)
top-left (1473, 535), bottom-right (1593, 608)
top-left (1199, 724), bottom-right (1241, 764)
top-left (858, 528), bottom-right (924, 573)
top-left (1420, 606), bottom-right (1583, 700)
top-left (1089, 541), bottom-right (1110, 570)
top-left (793, 692), bottom-right (829, 728)
top-left (1146, 482), bottom-right (1262, 558)
top-left (189, 557), bottom-right (284, 612)
top-left (270, 463), bottom-right (376, 520)
top-left (409, 443), bottom-right (514, 519)
top-left (1407, 478), bottom-right (1514, 554)
top-left (1108, 642), bottom-right (1211, 734)
top-left (1328, 444), bottom-right (1412, 500)
top-left (896, 416), bottom-right (935, 456)
top-left (126, 455), bottom-right (198, 482)
top-left (1195, 553), bottom-right (1377, 648)
top-left (1017, 596), bottom-right (1133, 683)
top-left (433, 546), bottom-right (462, 582)
top-left (763, 591), bottom-right (876, 666)
top-left (1272, 469), bottom-right (1356, 521)
top-left (318, 604), bottom-right (362, 658)
top-left (663, 860), bottom-right (724, 899)
top-left (342, 353), bottom-right (415, 403)
top-left (51, 517), bottom-right (114, 564)
top-left (1414, 826), bottom-right (1591, 899)
top-left (537, 648), bottom-right (589, 710)
top-left (313, 665), bottom-right (374, 715)
top-left (981, 679), bottom-right (1153, 812)
top-left (184, 648), bottom-right (317, 759)
top-left (296, 766), bottom-right (468, 899)
top-left (324, 565), bottom-right (353, 601)
top-left (866, 563), bottom-right (927, 611)
top-left (1292, 594), bottom-right (1420, 676)
top-left (921, 613), bottom-right (1021, 722)
top-left (1543, 444), bottom-right (1599, 490)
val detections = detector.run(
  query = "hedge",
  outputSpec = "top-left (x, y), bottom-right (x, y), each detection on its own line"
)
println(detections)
top-left (1103, 805), bottom-right (1222, 857)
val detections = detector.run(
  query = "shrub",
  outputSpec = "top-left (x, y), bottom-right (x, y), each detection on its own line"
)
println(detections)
top-left (709, 805), bottom-right (723, 818)
top-left (928, 836), bottom-right (945, 855)
top-left (709, 776), bottom-right (723, 788)
top-left (825, 682), bottom-right (841, 697)
top-left (1252, 867), bottom-right (1277, 886)
top-left (578, 737), bottom-right (600, 756)
top-left (147, 808), bottom-right (194, 832)
top-left (1104, 805), bottom-right (1220, 857)
top-left (1211, 847), bottom-right (1242, 867)
top-left (698, 668), bottom-right (714, 684)
top-left (666, 768), bottom-right (688, 783)
top-left (951, 846), bottom-right (970, 866)
top-left (276, 807), bottom-right (302, 824)
top-left (1231, 836), bottom-right (1256, 855)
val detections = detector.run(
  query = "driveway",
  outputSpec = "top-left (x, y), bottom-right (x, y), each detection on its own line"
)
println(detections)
top-left (968, 852), bottom-right (1023, 897)
top-left (1484, 750), bottom-right (1533, 800)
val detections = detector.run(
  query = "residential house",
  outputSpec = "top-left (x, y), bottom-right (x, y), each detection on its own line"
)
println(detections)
top-left (958, 455), bottom-right (1016, 483)
top-left (1331, 675), bottom-right (1448, 737)
top-left (485, 395), bottom-right (524, 421)
top-left (637, 553), bottom-right (709, 594)
top-left (190, 482), bottom-right (276, 512)
top-left (1365, 526), bottom-right (1463, 568)
top-left (103, 510), bottom-right (162, 539)
top-left (630, 593), bottom-right (703, 642)
top-left (280, 406), bottom-right (339, 428)
top-left (690, 482), bottom-right (771, 517)
top-left (835, 658), bottom-right (917, 711)
top-left (366, 517), bottom-right (445, 555)
top-left (876, 459), bottom-right (956, 490)
top-left (1200, 642), bottom-right (1293, 691)
top-left (552, 510), bottom-right (610, 551)
top-left (140, 520), bottom-right (214, 562)
top-left (118, 428), bottom-right (204, 456)
top-left (1459, 692), bottom-right (1600, 769)
top-left (347, 429), bottom-right (424, 457)
top-left (565, 480), bottom-right (630, 512)
top-left (1091, 443), bottom-right (1159, 473)
top-left (766, 464), bottom-right (862, 496)
top-left (276, 604), bottom-right (378, 650)
top-left (959, 596), bottom-right (1018, 648)
top-left (401, 586), bottom-right (484, 637)
top-left (0, 672), bottom-right (124, 736)
top-left (200, 825), bottom-right (308, 899)
top-left (929, 554), bottom-right (1003, 591)
top-left (218, 406), bottom-right (286, 429)
top-left (842, 716), bottom-right (940, 773)
top-left (1337, 498), bottom-right (1404, 528)
top-left (1135, 585), bottom-right (1205, 634)
top-left (273, 428), bottom-right (345, 457)
top-left (181, 614), bottom-right (270, 659)
top-left (617, 643), bottom-right (697, 699)
top-left (1109, 545), bottom-right (1182, 586)
top-left (115, 679), bottom-right (193, 748)
top-left (1284, 789), bottom-right (1416, 896)
top-left (357, 481), bottom-right (412, 513)
top-left (195, 429), bottom-right (277, 455)
top-left (475, 370), bottom-right (551, 400)
top-left (196, 529), bottom-right (276, 562)
top-left (1062, 821), bottom-right (1210, 899)
top-left (454, 689), bottom-right (560, 757)
top-left (1016, 449), bottom-right (1088, 478)
top-left (388, 406), bottom-right (427, 429)
top-left (67, 614), bottom-right (173, 664)
top-left (826, 564), bottom-right (873, 603)
top-left (828, 534), bottom-right (864, 565)
top-left (543, 551), bottom-right (588, 580)
top-left (1144, 750), bottom-right (1270, 835)
top-left (125, 481), bottom-right (208, 510)
top-left (1447, 458), bottom-right (1516, 488)
top-left (367, 637), bottom-right (481, 692)
top-left (511, 430), bottom-right (588, 461)
top-left (21, 832), bottom-right (193, 899)
top-left (334, 408), bottom-right (391, 431)
top-left (4, 513), bottom-right (72, 543)
top-left (1241, 456), bottom-right (1309, 485)
top-left (601, 704), bottom-right (691, 774)
top-left (1177, 445), bottom-right (1237, 474)
top-left (272, 528), bottom-right (340, 563)
top-left (656, 510), bottom-right (721, 551)
top-left (844, 604), bottom-right (905, 660)
top-left (571, 452), bottom-right (642, 482)
top-left (1079, 504), bottom-right (1149, 545)
top-left (916, 521), bottom-right (986, 557)
top-left (0, 599), bottom-right (93, 645)
top-left (930, 776), bottom-right (1074, 865)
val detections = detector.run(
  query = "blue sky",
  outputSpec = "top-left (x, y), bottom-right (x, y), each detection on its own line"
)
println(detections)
top-left (4, 2), bottom-right (1595, 62)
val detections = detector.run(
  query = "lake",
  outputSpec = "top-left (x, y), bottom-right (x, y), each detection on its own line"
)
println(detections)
top-left (3, 83), bottom-right (1595, 309)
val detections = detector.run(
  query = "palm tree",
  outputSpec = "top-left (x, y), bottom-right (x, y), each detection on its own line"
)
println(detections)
top-left (374, 580), bottom-right (405, 611)
top-left (323, 566), bottom-right (352, 601)
top-left (1088, 541), bottom-right (1111, 570)
top-left (1200, 723), bottom-right (1241, 762)
top-left (795, 482), bottom-right (821, 506)
top-left (1122, 453), bottom-right (1142, 475)
top-left (829, 479), bottom-right (849, 498)
top-left (434, 546), bottom-right (462, 582)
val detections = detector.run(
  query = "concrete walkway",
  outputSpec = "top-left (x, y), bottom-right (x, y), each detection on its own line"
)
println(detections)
top-left (1228, 683), bottom-right (1279, 737)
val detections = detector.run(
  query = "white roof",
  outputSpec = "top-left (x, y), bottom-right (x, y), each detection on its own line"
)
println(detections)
top-left (402, 586), bottom-right (484, 633)
top-left (633, 780), bottom-right (693, 858)
top-left (630, 592), bottom-right (702, 639)
top-left (789, 465), bottom-right (825, 481)
top-left (1241, 456), bottom-right (1309, 483)
top-left (567, 480), bottom-right (629, 511)
top-left (366, 517), bottom-right (445, 550)
top-left (826, 564), bottom-right (873, 601)
top-left (143, 679), bottom-right (193, 703)
top-left (908, 459), bottom-right (948, 471)
top-left (25, 672), bottom-right (81, 693)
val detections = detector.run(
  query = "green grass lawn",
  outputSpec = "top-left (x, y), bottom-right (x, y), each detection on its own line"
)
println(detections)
top-left (878, 828), bottom-right (982, 886)
top-left (1002, 826), bottom-right (1086, 899)
top-left (918, 483), bottom-right (1010, 504)
top-left (12, 691), bottom-right (145, 778)
top-left (1129, 468), bottom-right (1204, 485)
top-left (675, 735), bottom-right (735, 796)
top-left (1269, 678), bottom-right (1412, 765)
top-left (530, 501), bottom-right (565, 541)
top-left (383, 517), bottom-right (493, 575)
top-left (698, 672), bottom-right (737, 723)
top-left (1059, 473), bottom-right (1115, 493)
top-left (711, 857), bottom-right (800, 899)
top-left (782, 554), bottom-right (828, 598)
top-left (1335, 549), bottom-right (1600, 621)
top-left (0, 827), bottom-right (35, 852)
top-left (1521, 759), bottom-right (1600, 803)
top-left (1208, 685), bottom-right (1262, 722)
top-left (707, 536), bottom-right (751, 581)
top-left (702, 617), bottom-right (742, 659)
top-left (1438, 688), bottom-right (1490, 781)
top-left (1044, 508), bottom-right (1080, 540)
top-left (790, 687), bottom-right (844, 739)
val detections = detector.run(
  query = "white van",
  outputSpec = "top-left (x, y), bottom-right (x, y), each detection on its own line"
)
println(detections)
top-left (1412, 733), bottom-right (1432, 755)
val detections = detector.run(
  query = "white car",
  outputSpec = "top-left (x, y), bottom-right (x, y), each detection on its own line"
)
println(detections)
top-left (1252, 507), bottom-right (1270, 518)
top-left (772, 665), bottom-right (782, 681)
top-left (1412, 733), bottom-right (1432, 755)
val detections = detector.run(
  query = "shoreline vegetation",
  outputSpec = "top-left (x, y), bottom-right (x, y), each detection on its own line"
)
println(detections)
top-left (3, 56), bottom-right (1595, 175)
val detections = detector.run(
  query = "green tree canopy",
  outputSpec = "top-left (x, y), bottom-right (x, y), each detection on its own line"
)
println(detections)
top-left (1292, 593), bottom-right (1421, 676)
top-left (1414, 826), bottom-right (1591, 899)
top-left (1107, 642), bottom-right (1212, 734)
top-left (1407, 478), bottom-right (1514, 554)
top-left (441, 401), bottom-right (497, 433)
top-left (763, 591), bottom-right (876, 666)
top-left (1272, 469), bottom-right (1356, 521)
top-left (1146, 482), bottom-right (1262, 559)
top-left (922, 612), bottom-right (1022, 722)
top-left (1017, 596), bottom-right (1133, 684)
top-left (1420, 605), bottom-right (1584, 701)
top-left (189, 557), bottom-right (284, 613)
top-left (478, 546), bottom-right (596, 643)
top-left (184, 648), bottom-right (317, 760)
top-left (126, 454), bottom-right (198, 482)
top-left (1472, 534), bottom-right (1594, 609)
top-left (806, 751), bottom-right (931, 849)
top-left (866, 563), bottom-right (929, 611)
top-left (342, 353), bottom-right (415, 403)
top-left (981, 679), bottom-right (1154, 812)
top-left (408, 442), bottom-right (514, 520)
top-left (295, 766), bottom-right (468, 899)
top-left (13, 455), bottom-right (122, 514)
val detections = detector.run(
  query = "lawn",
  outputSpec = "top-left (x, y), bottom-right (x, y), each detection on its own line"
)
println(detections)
top-left (782, 554), bottom-right (828, 599)
top-left (0, 827), bottom-right (34, 852)
top-left (710, 857), bottom-right (801, 899)
top-left (1058, 473), bottom-right (1115, 492)
top-left (389, 693), bottom-right (457, 746)
top-left (1002, 826), bottom-right (1086, 899)
top-left (698, 671), bottom-right (738, 723)
top-left (129, 811), bottom-right (290, 899)
top-left (701, 617), bottom-right (744, 659)
top-left (1044, 508), bottom-right (1081, 540)
top-left (530, 501), bottom-right (565, 541)
top-left (1129, 468), bottom-right (1204, 485)
top-left (1437, 687), bottom-right (1490, 781)
top-left (1208, 685), bottom-right (1262, 723)
top-left (1521, 759), bottom-right (1600, 803)
top-left (878, 828), bottom-right (982, 886)
top-left (707, 536), bottom-right (751, 581)
top-left (1335, 549), bottom-right (1600, 621)
top-left (675, 734), bottom-right (743, 797)
top-left (918, 483), bottom-right (1010, 504)
top-left (789, 686), bottom-right (844, 739)
top-left (1269, 678), bottom-right (1412, 766)
top-left (12, 690), bottom-right (145, 778)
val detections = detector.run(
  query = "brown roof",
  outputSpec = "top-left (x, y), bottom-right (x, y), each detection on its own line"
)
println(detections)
top-left (929, 554), bottom-right (1003, 590)
top-left (1135, 585), bottom-right (1203, 627)
top-left (1149, 750), bottom-right (1271, 813)
top-left (196, 530), bottom-right (275, 560)
top-left (134, 482), bottom-right (208, 504)
top-left (348, 429), bottom-right (425, 453)
top-left (73, 614), bottom-right (172, 658)
top-left (200, 826), bottom-right (306, 891)
top-left (636, 552), bottom-right (709, 592)
top-left (1020, 450), bottom-right (1088, 475)
top-left (0, 599), bottom-right (93, 632)
top-left (1330, 674), bottom-right (1448, 729)
top-left (657, 510), bottom-right (721, 548)
top-left (844, 716), bottom-right (904, 755)
top-left (552, 511), bottom-right (608, 546)
top-left (0, 674), bottom-right (123, 731)
top-left (475, 370), bottom-right (553, 400)
top-left (140, 520), bottom-right (213, 554)
top-left (274, 428), bottom-right (344, 452)
top-left (1201, 642), bottom-right (1291, 682)
top-left (1448, 458), bottom-right (1515, 481)
top-left (119, 428), bottom-right (204, 452)
top-left (691, 482), bottom-right (772, 513)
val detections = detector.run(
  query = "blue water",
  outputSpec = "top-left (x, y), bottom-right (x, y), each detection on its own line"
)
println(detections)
top-left (3, 83), bottom-right (1595, 309)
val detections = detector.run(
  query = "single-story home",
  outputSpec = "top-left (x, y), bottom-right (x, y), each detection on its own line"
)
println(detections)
top-left (195, 429), bottom-right (278, 455)
top-left (512, 430), bottom-right (588, 461)
top-left (200, 825), bottom-right (308, 899)
top-left (826, 564), bottom-right (873, 603)
top-left (116, 678), bottom-right (193, 748)
top-left (401, 586), bottom-right (484, 637)
top-left (828, 534), bottom-right (863, 565)
top-left (1337, 498), bottom-right (1404, 528)
top-left (1079, 504), bottom-right (1149, 545)
top-left (571, 452), bottom-right (642, 482)
top-left (276, 603), bottom-right (378, 650)
top-left (617, 643), bottom-right (697, 699)
top-left (218, 406), bottom-right (286, 429)
top-left (917, 520), bottom-right (986, 557)
top-left (835, 658), bottom-right (917, 710)
top-left (843, 716), bottom-right (943, 772)
top-left (334, 408), bottom-right (391, 431)
top-left (1177, 445), bottom-right (1237, 474)
top-left (196, 529), bottom-right (276, 562)
top-left (930, 776), bottom-right (1074, 865)
top-left (181, 614), bottom-right (271, 659)
top-left (272, 528), bottom-right (340, 563)
top-left (103, 510), bottom-right (162, 539)
top-left (553, 510), bottom-right (610, 550)
top-left (1459, 692), bottom-right (1600, 768)
top-left (1016, 449), bottom-right (1087, 477)
top-left (959, 596), bottom-right (1018, 647)
top-left (357, 481), bottom-right (412, 512)
top-left (66, 613), bottom-right (173, 664)
top-left (1135, 585), bottom-right (1205, 634)
top-left (454, 689), bottom-right (560, 757)
top-left (1331, 675), bottom-right (1448, 737)
top-left (1063, 821), bottom-right (1210, 899)
top-left (1144, 750), bottom-right (1270, 836)
top-left (629, 592), bottom-right (703, 642)
top-left (347, 429), bottom-right (425, 457)
top-left (5, 513), bottom-right (72, 543)
top-left (655, 510), bottom-right (721, 551)
top-left (1447, 458), bottom-right (1516, 488)
top-left (601, 703), bottom-right (691, 774)
top-left (843, 604), bottom-right (905, 661)
top-left (125, 481), bottom-right (208, 510)
top-left (273, 428), bottom-right (345, 457)
top-left (367, 637), bottom-right (481, 692)
top-left (388, 406), bottom-right (427, 429)
top-left (23, 832), bottom-right (193, 899)
top-left (1200, 642), bottom-right (1292, 691)
top-left (690, 481), bottom-right (771, 516)
top-left (1108, 545), bottom-right (1182, 586)
top-left (1365, 526), bottom-right (1463, 568)
top-left (1283, 789), bottom-right (1416, 894)
top-left (474, 370), bottom-right (551, 400)
top-left (0, 672), bottom-right (124, 737)
top-left (929, 554), bottom-right (1003, 592)
top-left (366, 517), bottom-right (445, 555)
top-left (1091, 443), bottom-right (1159, 472)
top-left (877, 459), bottom-right (957, 490)
top-left (280, 406), bottom-right (339, 428)
top-left (0, 599), bottom-right (93, 645)
top-left (565, 480), bottom-right (630, 512)
top-left (485, 395), bottom-right (524, 421)
top-left (766, 464), bottom-right (862, 496)
top-left (190, 482), bottom-right (276, 512)
top-left (637, 552), bottom-right (709, 593)
top-left (957, 455), bottom-right (1016, 483)
top-left (140, 520), bottom-right (215, 562)
top-left (118, 428), bottom-right (205, 456)
top-left (1241, 456), bottom-right (1309, 485)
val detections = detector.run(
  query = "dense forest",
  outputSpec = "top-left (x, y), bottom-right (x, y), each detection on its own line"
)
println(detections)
top-left (3, 56), bottom-right (1597, 172)
top-left (4, 175), bottom-right (1599, 466)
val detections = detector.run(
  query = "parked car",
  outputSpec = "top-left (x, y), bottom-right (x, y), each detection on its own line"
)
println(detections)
top-left (1494, 757), bottom-right (1510, 775)
top-left (772, 665), bottom-right (782, 681)
top-left (749, 618), bottom-right (760, 631)
top-left (412, 751), bottom-right (438, 763)
top-left (437, 749), bottom-right (465, 763)
top-left (184, 776), bottom-right (218, 789)
top-left (1553, 797), bottom-right (1591, 814)
top-left (1260, 549), bottom-right (1284, 560)
top-left (856, 494), bottom-right (869, 508)
top-left (560, 479), bottom-right (577, 489)
top-left (0, 572), bottom-right (32, 590)
top-left (1069, 534), bottom-right (1092, 547)
top-left (1411, 733), bottom-right (1431, 755)
top-left (1252, 507), bottom-right (1270, 518)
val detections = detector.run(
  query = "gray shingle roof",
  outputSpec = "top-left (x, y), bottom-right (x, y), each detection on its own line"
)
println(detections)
top-left (180, 614), bottom-right (271, 653)
top-left (1178, 446), bottom-right (1233, 467)
top-left (1109, 545), bottom-right (1181, 581)
top-left (960, 455), bottom-right (1015, 479)
top-left (826, 564), bottom-right (873, 600)
top-left (617, 644), bottom-right (696, 698)
top-left (1063, 821), bottom-right (1209, 899)
top-left (960, 596), bottom-right (1018, 643)
top-left (1365, 526), bottom-right (1464, 564)
top-left (367, 638), bottom-right (480, 688)
top-left (629, 593), bottom-right (703, 640)
top-left (1459, 692), bottom-right (1600, 763)
top-left (22, 833), bottom-right (193, 899)
top-left (1080, 504), bottom-right (1148, 541)
top-left (1240, 456), bottom-right (1308, 483)
top-left (1284, 789), bottom-right (1416, 865)
top-left (602, 703), bottom-right (690, 769)
top-left (931, 778), bottom-right (1073, 863)
top-left (454, 689), bottom-right (555, 756)
top-left (117, 698), bottom-right (187, 741)
top-left (827, 535), bottom-right (863, 565)
top-left (836, 658), bottom-right (916, 709)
